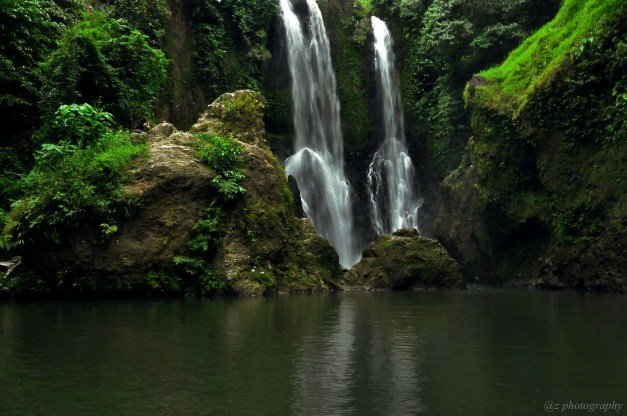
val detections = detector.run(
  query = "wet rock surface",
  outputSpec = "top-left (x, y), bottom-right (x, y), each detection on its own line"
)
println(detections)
top-left (346, 229), bottom-right (465, 290)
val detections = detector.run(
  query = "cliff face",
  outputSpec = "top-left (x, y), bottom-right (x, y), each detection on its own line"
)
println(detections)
top-left (434, 0), bottom-right (626, 291)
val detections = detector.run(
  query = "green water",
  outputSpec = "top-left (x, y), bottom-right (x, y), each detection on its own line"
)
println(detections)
top-left (1, 290), bottom-right (625, 415)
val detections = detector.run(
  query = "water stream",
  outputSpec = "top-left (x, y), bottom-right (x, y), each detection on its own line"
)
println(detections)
top-left (367, 16), bottom-right (422, 235)
top-left (280, 0), bottom-right (361, 268)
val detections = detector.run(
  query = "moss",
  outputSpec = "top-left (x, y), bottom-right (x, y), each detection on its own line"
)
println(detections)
top-left (336, 17), bottom-right (372, 145)
top-left (443, 0), bottom-right (626, 288)
top-left (347, 231), bottom-right (465, 289)
top-left (320, 1), bottom-right (373, 146)
top-left (473, 0), bottom-right (625, 116)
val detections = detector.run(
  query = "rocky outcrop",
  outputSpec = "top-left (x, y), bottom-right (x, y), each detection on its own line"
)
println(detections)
top-left (345, 229), bottom-right (465, 290)
top-left (19, 121), bottom-right (214, 292)
top-left (433, 3), bottom-right (626, 292)
top-left (190, 90), bottom-right (342, 295)
top-left (13, 90), bottom-right (342, 297)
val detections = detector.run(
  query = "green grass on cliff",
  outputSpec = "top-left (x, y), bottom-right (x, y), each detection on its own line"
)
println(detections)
top-left (471, 0), bottom-right (624, 115)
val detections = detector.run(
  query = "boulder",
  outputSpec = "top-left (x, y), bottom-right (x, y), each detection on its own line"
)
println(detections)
top-left (346, 229), bottom-right (465, 290)
top-left (16, 90), bottom-right (342, 296)
top-left (22, 122), bottom-right (214, 289)
top-left (191, 90), bottom-right (342, 295)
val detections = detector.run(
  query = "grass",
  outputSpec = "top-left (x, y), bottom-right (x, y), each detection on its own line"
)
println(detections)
top-left (470, 0), bottom-right (624, 115)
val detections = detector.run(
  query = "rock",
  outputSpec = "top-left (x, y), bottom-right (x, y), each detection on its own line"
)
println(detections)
top-left (191, 90), bottom-right (267, 146)
top-left (288, 176), bottom-right (305, 218)
top-left (0, 257), bottom-right (22, 279)
top-left (16, 90), bottom-right (343, 297)
top-left (346, 229), bottom-right (465, 290)
top-left (23, 122), bottom-right (215, 288)
top-left (192, 90), bottom-right (342, 295)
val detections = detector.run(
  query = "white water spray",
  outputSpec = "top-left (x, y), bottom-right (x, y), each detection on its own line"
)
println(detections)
top-left (367, 16), bottom-right (422, 235)
top-left (280, 0), bottom-right (361, 268)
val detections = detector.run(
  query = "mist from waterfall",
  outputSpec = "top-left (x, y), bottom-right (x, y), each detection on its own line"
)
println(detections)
top-left (279, 0), bottom-right (361, 268)
top-left (367, 16), bottom-right (422, 236)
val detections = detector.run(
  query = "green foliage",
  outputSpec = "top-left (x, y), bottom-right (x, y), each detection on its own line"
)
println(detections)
top-left (196, 134), bottom-right (244, 173)
top-left (40, 11), bottom-right (168, 127)
top-left (173, 207), bottom-right (228, 295)
top-left (334, 13), bottom-right (372, 145)
top-left (9, 131), bottom-right (147, 246)
top-left (99, 0), bottom-right (171, 47)
top-left (35, 103), bottom-right (114, 146)
top-left (476, 0), bottom-right (625, 115)
top-left (196, 134), bottom-right (247, 200)
top-left (0, 0), bottom-right (85, 137)
top-left (216, 91), bottom-right (267, 122)
top-left (191, 0), bottom-right (277, 98)
top-left (146, 271), bottom-right (183, 294)
top-left (0, 147), bottom-right (25, 210)
top-left (0, 209), bottom-right (14, 252)
top-left (374, 0), bottom-right (560, 176)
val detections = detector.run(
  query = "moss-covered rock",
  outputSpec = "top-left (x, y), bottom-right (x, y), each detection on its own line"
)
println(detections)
top-left (185, 90), bottom-right (343, 296)
top-left (346, 229), bottom-right (464, 290)
top-left (435, 0), bottom-right (626, 292)
top-left (5, 90), bottom-right (342, 298)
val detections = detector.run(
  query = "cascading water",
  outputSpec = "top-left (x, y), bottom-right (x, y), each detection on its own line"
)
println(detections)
top-left (367, 16), bottom-right (422, 236)
top-left (279, 0), bottom-right (361, 268)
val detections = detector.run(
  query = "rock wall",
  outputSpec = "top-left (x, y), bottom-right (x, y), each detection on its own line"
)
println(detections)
top-left (434, 5), bottom-right (626, 292)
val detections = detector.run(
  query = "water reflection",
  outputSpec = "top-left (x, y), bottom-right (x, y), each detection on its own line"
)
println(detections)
top-left (292, 299), bottom-right (357, 415)
top-left (0, 291), bottom-right (626, 416)
top-left (368, 329), bottom-right (424, 415)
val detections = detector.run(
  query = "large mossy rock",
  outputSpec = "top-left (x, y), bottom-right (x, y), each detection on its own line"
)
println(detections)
top-left (17, 122), bottom-right (214, 293)
top-left (191, 90), bottom-right (342, 296)
top-left (14, 90), bottom-right (341, 297)
top-left (346, 229), bottom-right (465, 290)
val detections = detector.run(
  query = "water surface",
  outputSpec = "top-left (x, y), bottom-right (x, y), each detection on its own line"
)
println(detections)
top-left (1, 290), bottom-right (625, 415)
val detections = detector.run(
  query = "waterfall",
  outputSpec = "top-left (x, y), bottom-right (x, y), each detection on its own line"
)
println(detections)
top-left (367, 16), bottom-right (422, 235)
top-left (279, 0), bottom-right (361, 268)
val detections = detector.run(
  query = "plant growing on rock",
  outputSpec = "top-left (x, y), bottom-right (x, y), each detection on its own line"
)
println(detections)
top-left (173, 207), bottom-right (228, 295)
top-left (196, 134), bottom-right (246, 200)
top-left (9, 131), bottom-right (147, 247)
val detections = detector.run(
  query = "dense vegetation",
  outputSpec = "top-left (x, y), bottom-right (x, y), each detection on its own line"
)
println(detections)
top-left (371, 0), bottom-right (561, 174)
top-left (437, 0), bottom-right (626, 287)
top-left (0, 0), bottom-right (167, 256)
top-left (189, 0), bottom-right (277, 98)
top-left (5, 104), bottom-right (147, 249)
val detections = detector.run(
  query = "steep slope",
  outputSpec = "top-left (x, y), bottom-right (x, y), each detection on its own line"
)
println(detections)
top-left (436, 0), bottom-right (626, 291)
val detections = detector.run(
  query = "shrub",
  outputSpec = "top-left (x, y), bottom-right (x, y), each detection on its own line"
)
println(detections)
top-left (196, 134), bottom-right (246, 200)
top-left (173, 207), bottom-right (228, 295)
top-left (0, 147), bottom-right (24, 209)
top-left (35, 103), bottom-right (114, 146)
top-left (10, 131), bottom-right (148, 246)
top-left (39, 11), bottom-right (168, 127)
top-left (0, 0), bottom-right (85, 138)
top-left (99, 0), bottom-right (171, 47)
top-left (191, 0), bottom-right (276, 97)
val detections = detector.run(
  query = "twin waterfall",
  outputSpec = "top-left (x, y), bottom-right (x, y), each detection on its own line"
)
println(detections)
top-left (367, 16), bottom-right (422, 235)
top-left (280, 0), bottom-right (421, 268)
